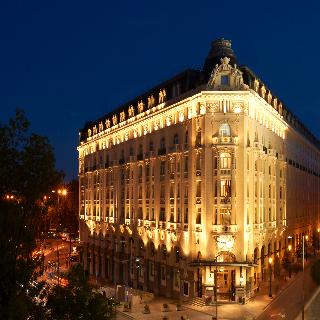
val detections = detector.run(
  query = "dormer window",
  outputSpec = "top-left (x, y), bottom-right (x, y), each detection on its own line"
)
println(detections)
top-left (219, 123), bottom-right (231, 137)
top-left (221, 75), bottom-right (229, 85)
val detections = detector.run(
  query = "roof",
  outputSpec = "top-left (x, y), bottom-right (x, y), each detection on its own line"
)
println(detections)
top-left (79, 39), bottom-right (320, 150)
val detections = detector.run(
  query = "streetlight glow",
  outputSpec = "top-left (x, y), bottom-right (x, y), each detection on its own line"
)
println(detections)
top-left (288, 244), bottom-right (292, 251)
top-left (269, 257), bottom-right (273, 264)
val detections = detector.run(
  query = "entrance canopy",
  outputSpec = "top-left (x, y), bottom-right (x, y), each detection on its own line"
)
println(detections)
top-left (189, 260), bottom-right (258, 268)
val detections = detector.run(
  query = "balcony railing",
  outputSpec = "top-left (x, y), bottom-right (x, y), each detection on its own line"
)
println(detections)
top-left (211, 224), bottom-right (238, 234)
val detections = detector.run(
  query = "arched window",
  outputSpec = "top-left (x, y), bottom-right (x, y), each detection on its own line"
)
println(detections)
top-left (220, 152), bottom-right (231, 169)
top-left (219, 123), bottom-right (231, 137)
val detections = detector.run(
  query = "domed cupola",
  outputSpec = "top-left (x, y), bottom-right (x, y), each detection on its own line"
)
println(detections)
top-left (203, 38), bottom-right (237, 81)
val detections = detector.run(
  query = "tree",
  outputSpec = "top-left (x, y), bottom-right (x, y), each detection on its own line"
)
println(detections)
top-left (0, 110), bottom-right (63, 319)
top-left (46, 264), bottom-right (118, 320)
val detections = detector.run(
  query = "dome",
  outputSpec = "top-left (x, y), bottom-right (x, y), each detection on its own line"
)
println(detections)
top-left (203, 38), bottom-right (237, 81)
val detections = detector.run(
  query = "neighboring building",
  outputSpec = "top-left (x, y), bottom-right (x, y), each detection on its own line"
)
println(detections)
top-left (78, 39), bottom-right (320, 302)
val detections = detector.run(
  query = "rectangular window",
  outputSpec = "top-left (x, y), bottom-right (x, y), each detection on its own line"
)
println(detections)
top-left (196, 207), bottom-right (201, 224)
top-left (161, 266), bottom-right (166, 281)
top-left (160, 207), bottom-right (166, 221)
top-left (196, 181), bottom-right (201, 197)
top-left (160, 161), bottom-right (165, 175)
top-left (149, 262), bottom-right (154, 277)
top-left (220, 180), bottom-right (231, 197)
top-left (221, 75), bottom-right (229, 85)
top-left (184, 207), bottom-right (189, 224)
top-left (184, 156), bottom-right (188, 172)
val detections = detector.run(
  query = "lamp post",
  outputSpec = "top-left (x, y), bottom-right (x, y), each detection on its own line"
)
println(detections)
top-left (268, 257), bottom-right (273, 298)
top-left (288, 244), bottom-right (292, 279)
top-left (302, 235), bottom-right (308, 320)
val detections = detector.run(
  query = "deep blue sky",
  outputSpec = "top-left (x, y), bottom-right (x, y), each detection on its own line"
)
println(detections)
top-left (1, 0), bottom-right (319, 181)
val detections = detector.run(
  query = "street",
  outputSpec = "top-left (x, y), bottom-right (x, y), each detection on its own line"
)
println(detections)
top-left (36, 238), bottom-right (77, 285)
top-left (257, 262), bottom-right (317, 320)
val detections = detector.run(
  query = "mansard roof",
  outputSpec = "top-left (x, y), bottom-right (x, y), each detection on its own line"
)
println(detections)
top-left (79, 39), bottom-right (320, 150)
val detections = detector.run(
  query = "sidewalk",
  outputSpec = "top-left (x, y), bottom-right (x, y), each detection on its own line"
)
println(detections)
top-left (113, 273), bottom-right (299, 320)
top-left (91, 256), bottom-right (318, 320)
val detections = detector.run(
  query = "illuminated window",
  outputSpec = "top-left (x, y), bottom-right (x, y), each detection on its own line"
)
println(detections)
top-left (159, 207), bottom-right (166, 221)
top-left (196, 128), bottom-right (201, 146)
top-left (196, 153), bottom-right (201, 170)
top-left (220, 208), bottom-right (231, 225)
top-left (220, 152), bottom-right (231, 169)
top-left (220, 180), bottom-right (231, 197)
top-left (219, 123), bottom-right (231, 137)
top-left (196, 181), bottom-right (201, 197)
top-left (196, 207), bottom-right (201, 224)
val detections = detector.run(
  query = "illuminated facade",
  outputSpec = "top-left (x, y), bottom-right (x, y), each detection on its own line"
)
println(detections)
top-left (78, 39), bottom-right (320, 301)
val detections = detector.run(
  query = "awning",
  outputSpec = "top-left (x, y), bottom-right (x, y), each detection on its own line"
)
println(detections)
top-left (189, 260), bottom-right (258, 268)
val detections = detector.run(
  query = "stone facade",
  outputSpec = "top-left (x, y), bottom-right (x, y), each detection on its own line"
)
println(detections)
top-left (77, 39), bottom-right (320, 302)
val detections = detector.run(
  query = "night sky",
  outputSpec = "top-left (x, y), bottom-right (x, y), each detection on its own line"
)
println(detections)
top-left (1, 0), bottom-right (319, 181)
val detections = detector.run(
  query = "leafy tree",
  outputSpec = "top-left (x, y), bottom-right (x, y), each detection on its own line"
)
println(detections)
top-left (0, 110), bottom-right (62, 319)
top-left (46, 264), bottom-right (118, 320)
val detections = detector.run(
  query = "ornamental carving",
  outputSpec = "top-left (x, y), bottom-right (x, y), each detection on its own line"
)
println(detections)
top-left (178, 111), bottom-right (184, 122)
top-left (112, 114), bottom-right (118, 126)
top-left (253, 79), bottom-right (259, 92)
top-left (207, 57), bottom-right (248, 91)
top-left (199, 104), bottom-right (206, 115)
top-left (148, 95), bottom-right (155, 108)
top-left (98, 122), bottom-right (103, 132)
top-left (260, 85), bottom-right (266, 98)
top-left (105, 119), bottom-right (111, 129)
top-left (159, 89), bottom-right (167, 103)
top-left (120, 111), bottom-right (126, 122)
top-left (88, 128), bottom-right (92, 137)
top-left (128, 105), bottom-right (135, 117)
top-left (267, 92), bottom-right (272, 104)
top-left (138, 100), bottom-right (144, 113)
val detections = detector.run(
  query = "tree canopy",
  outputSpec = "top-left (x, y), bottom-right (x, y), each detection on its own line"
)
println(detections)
top-left (0, 110), bottom-right (63, 319)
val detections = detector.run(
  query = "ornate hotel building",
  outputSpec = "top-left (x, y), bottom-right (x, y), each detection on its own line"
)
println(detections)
top-left (78, 39), bottom-right (320, 302)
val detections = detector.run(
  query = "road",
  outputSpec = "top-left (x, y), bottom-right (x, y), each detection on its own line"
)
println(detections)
top-left (35, 238), bottom-right (76, 285)
top-left (257, 261), bottom-right (318, 320)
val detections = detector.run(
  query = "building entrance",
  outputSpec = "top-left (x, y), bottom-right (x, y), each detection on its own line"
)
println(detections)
top-left (216, 269), bottom-right (235, 301)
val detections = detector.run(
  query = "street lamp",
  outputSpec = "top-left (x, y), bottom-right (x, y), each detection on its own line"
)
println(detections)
top-left (268, 257), bottom-right (273, 298)
top-left (302, 234), bottom-right (308, 320)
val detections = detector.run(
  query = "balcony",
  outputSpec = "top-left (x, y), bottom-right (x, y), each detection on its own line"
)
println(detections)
top-left (158, 148), bottom-right (166, 156)
top-left (212, 136), bottom-right (237, 145)
top-left (169, 144), bottom-right (181, 154)
top-left (211, 224), bottom-right (238, 235)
